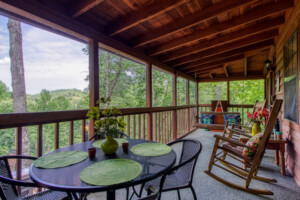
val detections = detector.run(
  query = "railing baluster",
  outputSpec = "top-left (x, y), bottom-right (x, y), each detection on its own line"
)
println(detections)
top-left (133, 115), bottom-right (136, 139)
top-left (127, 115), bottom-right (130, 137)
top-left (82, 120), bottom-right (86, 142)
top-left (138, 114), bottom-right (141, 139)
top-left (164, 112), bottom-right (167, 144)
top-left (38, 125), bottom-right (43, 157)
top-left (143, 114), bottom-right (145, 140)
top-left (154, 112), bottom-right (157, 142)
top-left (69, 121), bottom-right (74, 145)
top-left (16, 127), bottom-right (22, 181)
top-left (55, 122), bottom-right (60, 149)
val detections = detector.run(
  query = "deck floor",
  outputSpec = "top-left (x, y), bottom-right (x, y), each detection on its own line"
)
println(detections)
top-left (88, 129), bottom-right (300, 200)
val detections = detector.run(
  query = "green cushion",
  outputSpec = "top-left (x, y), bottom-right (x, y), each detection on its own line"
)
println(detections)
top-left (243, 133), bottom-right (263, 157)
top-left (131, 143), bottom-right (172, 156)
top-left (33, 151), bottom-right (88, 169)
top-left (80, 159), bottom-right (142, 186)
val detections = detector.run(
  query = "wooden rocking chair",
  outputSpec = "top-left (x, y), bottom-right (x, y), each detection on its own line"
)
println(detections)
top-left (204, 99), bottom-right (283, 195)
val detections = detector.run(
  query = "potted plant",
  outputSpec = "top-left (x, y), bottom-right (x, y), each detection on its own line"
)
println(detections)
top-left (87, 97), bottom-right (126, 154)
top-left (247, 108), bottom-right (269, 136)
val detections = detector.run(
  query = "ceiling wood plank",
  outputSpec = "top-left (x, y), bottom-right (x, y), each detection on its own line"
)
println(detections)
top-left (71, 0), bottom-right (104, 18)
top-left (197, 75), bottom-right (264, 82)
top-left (148, 0), bottom-right (293, 56)
top-left (107, 0), bottom-right (188, 36)
top-left (175, 40), bottom-right (273, 70)
top-left (170, 30), bottom-right (277, 67)
top-left (209, 73), bottom-right (214, 79)
top-left (224, 65), bottom-right (229, 77)
top-left (131, 0), bottom-right (253, 47)
top-left (184, 54), bottom-right (244, 74)
top-left (160, 16), bottom-right (284, 62)
top-left (196, 65), bottom-right (224, 76)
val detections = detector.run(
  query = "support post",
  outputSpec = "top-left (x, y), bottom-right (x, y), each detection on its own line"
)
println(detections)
top-left (186, 80), bottom-right (190, 131)
top-left (196, 81), bottom-right (199, 123)
top-left (89, 39), bottom-right (99, 138)
top-left (172, 74), bottom-right (177, 140)
top-left (16, 127), bottom-right (22, 181)
top-left (146, 62), bottom-right (153, 141)
top-left (227, 80), bottom-right (230, 104)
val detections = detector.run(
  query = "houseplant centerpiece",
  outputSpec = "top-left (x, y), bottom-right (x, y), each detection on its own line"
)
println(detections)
top-left (87, 97), bottom-right (126, 155)
top-left (247, 108), bottom-right (269, 136)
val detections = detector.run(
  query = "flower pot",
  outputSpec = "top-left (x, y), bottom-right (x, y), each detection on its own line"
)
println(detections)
top-left (101, 136), bottom-right (119, 155)
top-left (251, 122), bottom-right (262, 136)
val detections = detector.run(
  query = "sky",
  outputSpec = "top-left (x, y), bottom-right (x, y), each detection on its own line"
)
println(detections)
top-left (0, 15), bottom-right (89, 95)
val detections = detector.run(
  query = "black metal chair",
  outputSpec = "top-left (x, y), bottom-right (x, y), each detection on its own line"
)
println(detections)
top-left (144, 139), bottom-right (202, 200)
top-left (136, 186), bottom-right (158, 200)
top-left (0, 155), bottom-right (72, 200)
top-left (88, 132), bottom-right (129, 141)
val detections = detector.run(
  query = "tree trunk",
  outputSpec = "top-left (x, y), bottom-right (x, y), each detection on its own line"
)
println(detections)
top-left (8, 19), bottom-right (30, 167)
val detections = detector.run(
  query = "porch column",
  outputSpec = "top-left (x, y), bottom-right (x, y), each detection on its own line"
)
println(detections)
top-left (196, 81), bottom-right (199, 123)
top-left (89, 39), bottom-right (99, 137)
top-left (227, 81), bottom-right (230, 103)
top-left (172, 74), bottom-right (177, 140)
top-left (146, 62), bottom-right (153, 141)
top-left (186, 80), bottom-right (190, 131)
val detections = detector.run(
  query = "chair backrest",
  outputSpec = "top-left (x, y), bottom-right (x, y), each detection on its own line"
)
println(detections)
top-left (137, 186), bottom-right (158, 200)
top-left (167, 139), bottom-right (202, 185)
top-left (251, 99), bottom-right (283, 169)
top-left (0, 158), bottom-right (19, 200)
top-left (253, 100), bottom-right (267, 113)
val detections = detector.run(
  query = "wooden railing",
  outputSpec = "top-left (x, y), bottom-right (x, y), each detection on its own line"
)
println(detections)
top-left (0, 105), bottom-right (198, 180)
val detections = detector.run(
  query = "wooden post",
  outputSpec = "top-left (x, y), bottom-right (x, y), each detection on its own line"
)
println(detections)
top-left (186, 80), bottom-right (191, 131)
top-left (37, 125), bottom-right (43, 157)
top-left (146, 62), bottom-right (153, 141)
top-left (69, 121), bottom-right (74, 145)
top-left (16, 127), bottom-right (22, 181)
top-left (172, 74), bottom-right (177, 140)
top-left (196, 81), bottom-right (199, 123)
top-left (55, 122), bottom-right (59, 149)
top-left (227, 80), bottom-right (230, 103)
top-left (89, 39), bottom-right (99, 138)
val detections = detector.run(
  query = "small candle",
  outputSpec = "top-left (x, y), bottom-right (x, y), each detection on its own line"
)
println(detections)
top-left (122, 142), bottom-right (129, 152)
top-left (88, 147), bottom-right (96, 159)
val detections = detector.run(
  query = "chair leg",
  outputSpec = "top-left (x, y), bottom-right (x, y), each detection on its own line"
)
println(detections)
top-left (208, 138), bottom-right (220, 171)
top-left (126, 188), bottom-right (129, 200)
top-left (177, 189), bottom-right (181, 200)
top-left (190, 186), bottom-right (197, 200)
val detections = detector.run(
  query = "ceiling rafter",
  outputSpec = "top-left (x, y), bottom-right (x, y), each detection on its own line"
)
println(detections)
top-left (244, 58), bottom-right (248, 76)
top-left (170, 30), bottom-right (278, 67)
top-left (160, 16), bottom-right (284, 62)
top-left (174, 40), bottom-right (273, 70)
top-left (131, 0), bottom-right (253, 47)
top-left (184, 54), bottom-right (244, 74)
top-left (148, 0), bottom-right (293, 56)
top-left (194, 65), bottom-right (224, 76)
top-left (71, 0), bottom-right (104, 18)
top-left (224, 65), bottom-right (229, 77)
top-left (107, 0), bottom-right (188, 36)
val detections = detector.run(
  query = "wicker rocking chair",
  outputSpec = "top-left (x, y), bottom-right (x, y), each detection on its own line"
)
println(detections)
top-left (205, 99), bottom-right (283, 195)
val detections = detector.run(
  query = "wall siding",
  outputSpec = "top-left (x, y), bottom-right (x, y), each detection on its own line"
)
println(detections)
top-left (274, 0), bottom-right (300, 187)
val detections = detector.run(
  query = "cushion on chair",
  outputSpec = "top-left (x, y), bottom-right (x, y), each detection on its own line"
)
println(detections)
top-left (224, 114), bottom-right (241, 125)
top-left (200, 114), bottom-right (215, 124)
top-left (242, 133), bottom-right (263, 157)
top-left (221, 142), bottom-right (253, 160)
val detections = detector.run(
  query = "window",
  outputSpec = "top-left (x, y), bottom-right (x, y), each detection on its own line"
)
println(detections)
top-left (284, 30), bottom-right (298, 123)
top-left (177, 77), bottom-right (186, 105)
top-left (198, 82), bottom-right (227, 104)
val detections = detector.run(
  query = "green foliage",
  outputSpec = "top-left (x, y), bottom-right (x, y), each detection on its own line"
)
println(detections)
top-left (230, 80), bottom-right (264, 104)
top-left (177, 77), bottom-right (187, 105)
top-left (189, 81), bottom-right (196, 104)
top-left (198, 82), bottom-right (227, 104)
top-left (152, 68), bottom-right (172, 106)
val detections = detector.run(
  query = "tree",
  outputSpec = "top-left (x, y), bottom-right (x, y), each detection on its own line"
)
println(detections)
top-left (8, 19), bottom-right (30, 165)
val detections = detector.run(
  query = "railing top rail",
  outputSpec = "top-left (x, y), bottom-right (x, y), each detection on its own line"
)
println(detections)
top-left (0, 105), bottom-right (197, 129)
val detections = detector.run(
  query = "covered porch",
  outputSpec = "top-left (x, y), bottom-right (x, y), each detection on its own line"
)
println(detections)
top-left (0, 0), bottom-right (300, 199)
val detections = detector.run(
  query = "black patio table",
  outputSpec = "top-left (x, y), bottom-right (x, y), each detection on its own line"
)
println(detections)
top-left (29, 139), bottom-right (176, 200)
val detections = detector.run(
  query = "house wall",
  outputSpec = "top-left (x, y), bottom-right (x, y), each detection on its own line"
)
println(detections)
top-left (274, 0), bottom-right (300, 187)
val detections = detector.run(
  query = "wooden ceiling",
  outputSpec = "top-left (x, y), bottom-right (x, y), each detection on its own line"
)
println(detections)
top-left (0, 0), bottom-right (295, 81)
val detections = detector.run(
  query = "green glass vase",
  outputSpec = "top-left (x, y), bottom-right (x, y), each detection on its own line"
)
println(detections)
top-left (251, 122), bottom-right (262, 136)
top-left (100, 136), bottom-right (119, 155)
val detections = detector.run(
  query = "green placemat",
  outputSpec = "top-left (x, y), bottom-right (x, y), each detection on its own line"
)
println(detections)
top-left (80, 159), bottom-right (142, 186)
top-left (92, 138), bottom-right (128, 148)
top-left (131, 143), bottom-right (172, 156)
top-left (33, 151), bottom-right (88, 169)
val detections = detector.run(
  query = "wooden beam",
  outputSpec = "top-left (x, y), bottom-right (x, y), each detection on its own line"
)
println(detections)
top-left (183, 54), bottom-right (244, 73)
top-left (209, 73), bottom-right (214, 79)
top-left (0, 0), bottom-right (195, 81)
top-left (161, 16), bottom-right (284, 62)
top-left (148, 0), bottom-right (292, 56)
top-left (170, 30), bottom-right (277, 67)
top-left (107, 0), bottom-right (187, 36)
top-left (131, 0), bottom-right (253, 47)
top-left (89, 39), bottom-right (99, 137)
top-left (244, 58), bottom-right (247, 76)
top-left (173, 40), bottom-right (273, 68)
top-left (146, 62), bottom-right (153, 141)
top-left (224, 65), bottom-right (229, 77)
top-left (197, 75), bottom-right (264, 82)
top-left (71, 0), bottom-right (104, 18)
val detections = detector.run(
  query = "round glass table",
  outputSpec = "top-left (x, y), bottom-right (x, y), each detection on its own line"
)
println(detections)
top-left (29, 139), bottom-right (176, 200)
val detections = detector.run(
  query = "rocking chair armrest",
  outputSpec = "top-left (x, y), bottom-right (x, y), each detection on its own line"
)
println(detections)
top-left (214, 135), bottom-right (252, 148)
